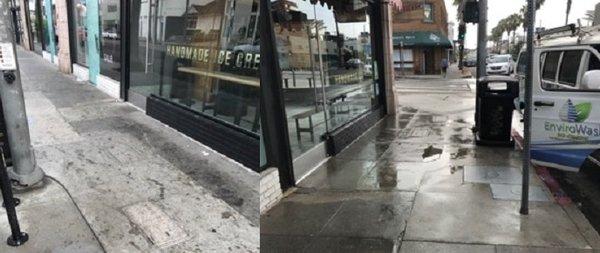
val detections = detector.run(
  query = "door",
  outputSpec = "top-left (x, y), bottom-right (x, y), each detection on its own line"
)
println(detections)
top-left (424, 48), bottom-right (435, 74)
top-left (531, 47), bottom-right (600, 171)
top-left (86, 0), bottom-right (100, 84)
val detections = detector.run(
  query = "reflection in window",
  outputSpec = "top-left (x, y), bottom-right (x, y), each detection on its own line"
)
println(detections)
top-left (71, 0), bottom-right (87, 65)
top-left (99, 0), bottom-right (121, 80)
top-left (271, 0), bottom-right (379, 158)
top-left (29, 0), bottom-right (44, 54)
top-left (129, 0), bottom-right (260, 133)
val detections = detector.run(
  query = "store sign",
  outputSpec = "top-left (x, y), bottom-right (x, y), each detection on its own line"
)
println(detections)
top-left (0, 43), bottom-right (17, 71)
top-left (166, 45), bottom-right (260, 70)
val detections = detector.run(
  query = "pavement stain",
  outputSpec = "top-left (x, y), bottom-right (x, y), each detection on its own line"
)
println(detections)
top-left (422, 145), bottom-right (443, 161)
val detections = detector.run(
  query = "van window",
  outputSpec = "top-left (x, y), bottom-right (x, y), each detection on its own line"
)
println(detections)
top-left (540, 49), bottom-right (600, 92)
top-left (587, 52), bottom-right (600, 71)
top-left (516, 52), bottom-right (527, 75)
top-left (558, 51), bottom-right (583, 86)
top-left (542, 51), bottom-right (561, 81)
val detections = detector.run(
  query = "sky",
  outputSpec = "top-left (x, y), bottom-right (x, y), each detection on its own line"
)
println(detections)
top-left (444, 0), bottom-right (599, 49)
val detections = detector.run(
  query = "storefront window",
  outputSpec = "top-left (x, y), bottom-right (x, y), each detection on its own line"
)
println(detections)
top-left (42, 0), bottom-right (57, 55)
top-left (29, 0), bottom-right (44, 54)
top-left (99, 0), bottom-right (120, 80)
top-left (271, 0), bottom-right (378, 158)
top-left (129, 0), bottom-right (260, 133)
top-left (71, 0), bottom-right (87, 65)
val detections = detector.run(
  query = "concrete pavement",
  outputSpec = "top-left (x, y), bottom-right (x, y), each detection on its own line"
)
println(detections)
top-left (260, 75), bottom-right (600, 252)
top-left (0, 48), bottom-right (259, 252)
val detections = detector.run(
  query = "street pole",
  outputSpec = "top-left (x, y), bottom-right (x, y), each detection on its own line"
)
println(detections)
top-left (520, 0), bottom-right (536, 215)
top-left (476, 0), bottom-right (487, 80)
top-left (0, 0), bottom-right (44, 186)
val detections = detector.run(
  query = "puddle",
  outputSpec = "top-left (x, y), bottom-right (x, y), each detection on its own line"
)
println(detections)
top-left (450, 148), bottom-right (470, 159)
top-left (401, 107), bottom-right (419, 114)
top-left (422, 145), bottom-right (443, 162)
top-left (450, 134), bottom-right (473, 144)
top-left (450, 165), bottom-right (464, 174)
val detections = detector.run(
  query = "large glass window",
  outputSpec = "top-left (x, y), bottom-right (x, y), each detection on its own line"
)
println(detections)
top-left (29, 0), bottom-right (44, 54)
top-left (71, 0), bottom-right (87, 65)
top-left (99, 0), bottom-right (120, 80)
top-left (271, 0), bottom-right (379, 158)
top-left (129, 0), bottom-right (260, 133)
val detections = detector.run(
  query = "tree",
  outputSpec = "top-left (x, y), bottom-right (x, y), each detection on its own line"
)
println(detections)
top-left (584, 10), bottom-right (596, 26)
top-left (565, 0), bottom-right (572, 25)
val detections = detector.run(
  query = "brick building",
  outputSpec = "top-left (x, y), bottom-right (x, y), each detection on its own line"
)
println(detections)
top-left (392, 0), bottom-right (452, 75)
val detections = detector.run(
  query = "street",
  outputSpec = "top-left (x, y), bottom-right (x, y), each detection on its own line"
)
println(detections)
top-left (260, 66), bottom-right (600, 252)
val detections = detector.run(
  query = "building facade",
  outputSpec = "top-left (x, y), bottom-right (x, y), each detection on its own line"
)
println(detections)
top-left (392, 0), bottom-right (452, 75)
top-left (11, 0), bottom-right (396, 212)
top-left (13, 0), bottom-right (260, 172)
top-left (261, 0), bottom-right (397, 212)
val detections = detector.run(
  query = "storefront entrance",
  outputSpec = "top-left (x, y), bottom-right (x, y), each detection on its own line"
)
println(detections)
top-left (70, 0), bottom-right (121, 86)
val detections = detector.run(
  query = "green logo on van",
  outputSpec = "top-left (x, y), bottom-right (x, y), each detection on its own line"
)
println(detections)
top-left (559, 99), bottom-right (592, 123)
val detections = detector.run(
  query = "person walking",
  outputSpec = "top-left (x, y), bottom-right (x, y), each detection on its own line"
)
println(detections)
top-left (441, 58), bottom-right (449, 78)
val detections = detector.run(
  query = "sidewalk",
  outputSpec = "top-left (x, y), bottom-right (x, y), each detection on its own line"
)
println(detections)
top-left (0, 49), bottom-right (259, 252)
top-left (260, 78), bottom-right (600, 252)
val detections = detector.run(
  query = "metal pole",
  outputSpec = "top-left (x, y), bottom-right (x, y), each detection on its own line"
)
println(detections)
top-left (313, 5), bottom-right (329, 132)
top-left (520, 0), bottom-right (536, 215)
top-left (476, 0), bottom-right (487, 80)
top-left (0, 0), bottom-right (44, 186)
top-left (0, 149), bottom-right (28, 246)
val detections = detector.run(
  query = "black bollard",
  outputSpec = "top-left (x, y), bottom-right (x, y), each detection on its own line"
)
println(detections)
top-left (0, 150), bottom-right (28, 247)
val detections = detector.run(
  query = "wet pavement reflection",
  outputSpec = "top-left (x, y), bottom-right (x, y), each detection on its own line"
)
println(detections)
top-left (261, 77), bottom-right (599, 252)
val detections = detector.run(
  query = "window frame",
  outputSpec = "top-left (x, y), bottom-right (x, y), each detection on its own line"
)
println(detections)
top-left (422, 3), bottom-right (434, 23)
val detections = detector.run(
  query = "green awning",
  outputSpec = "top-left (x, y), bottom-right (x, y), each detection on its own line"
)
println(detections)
top-left (393, 31), bottom-right (453, 48)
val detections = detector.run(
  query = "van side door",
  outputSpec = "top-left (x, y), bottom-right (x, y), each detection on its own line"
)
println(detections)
top-left (531, 47), bottom-right (600, 171)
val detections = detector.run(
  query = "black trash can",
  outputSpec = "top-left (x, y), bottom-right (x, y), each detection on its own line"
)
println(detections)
top-left (475, 76), bottom-right (519, 146)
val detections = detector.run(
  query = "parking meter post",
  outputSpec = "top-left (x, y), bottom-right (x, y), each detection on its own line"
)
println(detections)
top-left (520, 0), bottom-right (536, 216)
top-left (0, 0), bottom-right (44, 186)
top-left (0, 150), bottom-right (28, 247)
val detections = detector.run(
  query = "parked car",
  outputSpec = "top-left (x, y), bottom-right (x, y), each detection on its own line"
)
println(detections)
top-left (464, 56), bottom-right (477, 67)
top-left (345, 58), bottom-right (363, 69)
top-left (486, 54), bottom-right (515, 75)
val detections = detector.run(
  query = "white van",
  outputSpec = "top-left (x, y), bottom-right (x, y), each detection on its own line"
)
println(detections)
top-left (514, 24), bottom-right (600, 172)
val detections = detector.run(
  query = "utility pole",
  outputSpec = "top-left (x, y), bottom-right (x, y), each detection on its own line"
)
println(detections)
top-left (0, 0), bottom-right (44, 186)
top-left (520, 0), bottom-right (536, 216)
top-left (476, 0), bottom-right (487, 80)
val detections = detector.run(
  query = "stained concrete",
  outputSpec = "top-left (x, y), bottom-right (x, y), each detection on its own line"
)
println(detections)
top-left (261, 74), bottom-right (600, 252)
top-left (0, 179), bottom-right (104, 253)
top-left (13, 48), bottom-right (259, 251)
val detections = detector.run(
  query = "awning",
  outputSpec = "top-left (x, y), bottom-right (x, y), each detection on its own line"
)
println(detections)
top-left (393, 31), bottom-right (453, 48)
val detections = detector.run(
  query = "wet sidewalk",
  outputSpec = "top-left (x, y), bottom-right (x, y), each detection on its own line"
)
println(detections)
top-left (0, 49), bottom-right (259, 252)
top-left (260, 77), bottom-right (600, 252)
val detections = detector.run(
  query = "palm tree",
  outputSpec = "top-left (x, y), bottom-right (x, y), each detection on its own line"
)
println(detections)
top-left (565, 0), bottom-right (572, 25)
top-left (489, 26), bottom-right (504, 53)
top-left (584, 10), bottom-right (595, 26)
top-left (505, 14), bottom-right (523, 52)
